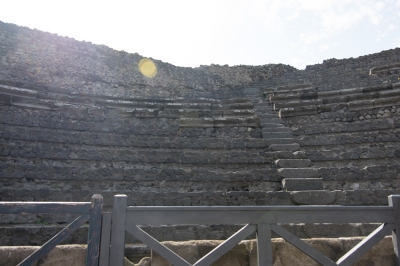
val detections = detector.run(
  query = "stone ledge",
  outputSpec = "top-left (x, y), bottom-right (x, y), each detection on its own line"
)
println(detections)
top-left (370, 62), bottom-right (400, 75)
top-left (277, 168), bottom-right (320, 179)
top-left (153, 236), bottom-right (394, 266)
top-left (291, 190), bottom-right (335, 205)
top-left (0, 236), bottom-right (394, 266)
top-left (282, 178), bottom-right (323, 191)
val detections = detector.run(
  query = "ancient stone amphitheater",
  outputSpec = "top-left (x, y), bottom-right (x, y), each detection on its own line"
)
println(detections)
top-left (0, 20), bottom-right (400, 264)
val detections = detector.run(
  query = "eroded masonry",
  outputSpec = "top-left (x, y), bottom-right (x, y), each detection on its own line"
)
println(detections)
top-left (0, 20), bottom-right (400, 246)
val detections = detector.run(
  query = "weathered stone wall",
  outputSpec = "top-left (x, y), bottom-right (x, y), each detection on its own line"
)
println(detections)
top-left (1, 237), bottom-right (395, 266)
top-left (267, 80), bottom-right (400, 205)
top-left (0, 21), bottom-right (294, 99)
top-left (1, 19), bottom-right (400, 248)
top-left (265, 48), bottom-right (400, 91)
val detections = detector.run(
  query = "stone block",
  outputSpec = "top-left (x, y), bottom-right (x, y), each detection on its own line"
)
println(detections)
top-left (339, 87), bottom-right (364, 96)
top-left (265, 139), bottom-right (297, 146)
top-left (347, 100), bottom-right (374, 111)
top-left (393, 82), bottom-right (400, 89)
top-left (321, 96), bottom-right (349, 104)
top-left (348, 92), bottom-right (379, 101)
top-left (279, 106), bottom-right (317, 118)
top-left (262, 127), bottom-right (292, 133)
top-left (301, 99), bottom-right (322, 106)
top-left (153, 237), bottom-right (395, 266)
top-left (282, 178), bottom-right (323, 191)
top-left (269, 143), bottom-right (300, 151)
top-left (257, 114), bottom-right (278, 120)
top-left (363, 84), bottom-right (393, 93)
top-left (0, 85), bottom-right (38, 98)
top-left (275, 159), bottom-right (311, 168)
top-left (0, 93), bottom-right (12, 104)
top-left (0, 245), bottom-right (87, 266)
top-left (373, 96), bottom-right (400, 109)
top-left (291, 190), bottom-right (335, 205)
top-left (277, 168), bottom-right (320, 178)
top-left (299, 92), bottom-right (318, 100)
top-left (275, 151), bottom-right (307, 159)
top-left (261, 123), bottom-right (284, 128)
top-left (263, 132), bottom-right (293, 139)
top-left (261, 118), bottom-right (282, 124)
top-left (270, 94), bottom-right (300, 102)
top-left (379, 88), bottom-right (400, 98)
top-left (274, 100), bottom-right (302, 110)
top-left (317, 90), bottom-right (339, 98)
top-left (179, 118), bottom-right (214, 128)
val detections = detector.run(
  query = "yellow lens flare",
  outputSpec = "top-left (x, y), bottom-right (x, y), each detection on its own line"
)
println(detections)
top-left (138, 58), bottom-right (157, 78)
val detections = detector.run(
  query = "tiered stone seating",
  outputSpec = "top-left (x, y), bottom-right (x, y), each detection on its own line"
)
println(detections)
top-left (266, 82), bottom-right (400, 205)
top-left (243, 88), bottom-right (330, 205)
top-left (0, 82), bottom-right (289, 245)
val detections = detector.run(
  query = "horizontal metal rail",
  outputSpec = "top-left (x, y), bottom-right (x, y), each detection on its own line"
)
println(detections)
top-left (0, 202), bottom-right (91, 214)
top-left (125, 206), bottom-right (395, 225)
top-left (104, 194), bottom-right (400, 266)
top-left (0, 195), bottom-right (102, 266)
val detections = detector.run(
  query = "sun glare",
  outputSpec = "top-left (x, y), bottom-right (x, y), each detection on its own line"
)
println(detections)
top-left (138, 58), bottom-right (157, 78)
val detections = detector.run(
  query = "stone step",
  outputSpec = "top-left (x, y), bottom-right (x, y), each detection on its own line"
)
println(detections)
top-left (290, 190), bottom-right (335, 205)
top-left (277, 168), bottom-right (321, 179)
top-left (262, 127), bottom-right (292, 133)
top-left (261, 118), bottom-right (282, 124)
top-left (269, 143), bottom-right (300, 151)
top-left (260, 123), bottom-right (285, 128)
top-left (275, 159), bottom-right (312, 168)
top-left (275, 151), bottom-right (307, 159)
top-left (0, 178), bottom-right (282, 196)
top-left (265, 138), bottom-right (298, 145)
top-left (0, 159), bottom-right (279, 181)
top-left (254, 106), bottom-right (273, 111)
top-left (263, 132), bottom-right (293, 139)
top-left (0, 189), bottom-right (294, 207)
top-left (282, 178), bottom-right (324, 191)
top-left (257, 114), bottom-right (279, 120)
top-left (255, 111), bottom-right (277, 116)
top-left (179, 117), bottom-right (260, 128)
top-left (253, 103), bottom-right (268, 107)
top-left (0, 140), bottom-right (274, 164)
top-left (254, 107), bottom-right (276, 112)
top-left (0, 123), bottom-right (267, 148)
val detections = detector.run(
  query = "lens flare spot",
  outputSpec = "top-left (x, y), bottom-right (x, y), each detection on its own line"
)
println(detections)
top-left (138, 58), bottom-right (157, 78)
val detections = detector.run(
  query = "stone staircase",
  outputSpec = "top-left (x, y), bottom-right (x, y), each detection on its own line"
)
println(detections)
top-left (243, 88), bottom-right (331, 205)
top-left (265, 82), bottom-right (400, 205)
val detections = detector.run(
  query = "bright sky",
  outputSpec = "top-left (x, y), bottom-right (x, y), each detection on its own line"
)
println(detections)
top-left (1, 0), bottom-right (399, 69)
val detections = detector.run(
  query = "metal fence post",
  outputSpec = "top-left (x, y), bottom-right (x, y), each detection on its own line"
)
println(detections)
top-left (99, 213), bottom-right (112, 266)
top-left (109, 194), bottom-right (128, 266)
top-left (86, 194), bottom-right (103, 266)
top-left (257, 224), bottom-right (273, 266)
top-left (389, 195), bottom-right (400, 266)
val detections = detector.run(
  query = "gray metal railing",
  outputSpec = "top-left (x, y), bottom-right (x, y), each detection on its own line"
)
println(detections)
top-left (0, 194), bottom-right (103, 266)
top-left (100, 194), bottom-right (400, 266)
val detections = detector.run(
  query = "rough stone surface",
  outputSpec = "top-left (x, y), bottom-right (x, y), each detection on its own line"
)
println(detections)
top-left (153, 237), bottom-right (395, 266)
top-left (277, 168), bottom-right (320, 178)
top-left (275, 159), bottom-right (311, 168)
top-left (0, 245), bottom-right (86, 266)
top-left (1, 19), bottom-right (400, 246)
top-left (0, 21), bottom-right (295, 99)
top-left (282, 178), bottom-right (324, 191)
top-left (269, 143), bottom-right (300, 152)
top-left (291, 190), bottom-right (335, 205)
top-left (275, 151), bottom-right (307, 159)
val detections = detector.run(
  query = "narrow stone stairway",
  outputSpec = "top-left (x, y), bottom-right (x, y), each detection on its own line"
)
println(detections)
top-left (243, 87), bottom-right (333, 205)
